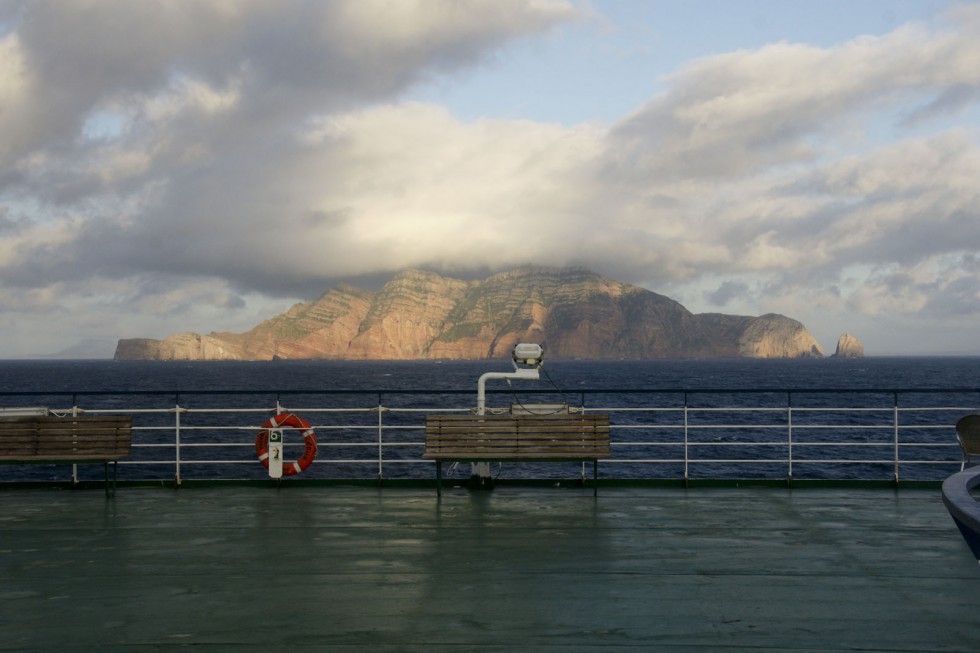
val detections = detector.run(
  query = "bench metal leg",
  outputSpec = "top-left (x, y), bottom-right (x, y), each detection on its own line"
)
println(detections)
top-left (436, 461), bottom-right (442, 497)
top-left (593, 460), bottom-right (599, 497)
top-left (103, 461), bottom-right (118, 498)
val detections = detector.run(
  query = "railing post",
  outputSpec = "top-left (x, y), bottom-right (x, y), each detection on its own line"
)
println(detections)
top-left (787, 392), bottom-right (793, 486)
top-left (893, 392), bottom-right (900, 484)
top-left (578, 397), bottom-right (588, 484)
top-left (683, 391), bottom-right (690, 485)
top-left (377, 395), bottom-right (384, 485)
top-left (174, 398), bottom-right (182, 487)
top-left (71, 398), bottom-right (80, 487)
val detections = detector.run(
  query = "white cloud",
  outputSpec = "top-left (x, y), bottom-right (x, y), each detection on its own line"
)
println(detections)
top-left (607, 10), bottom-right (980, 181)
top-left (1, 1), bottom-right (980, 355)
top-left (0, 33), bottom-right (36, 166)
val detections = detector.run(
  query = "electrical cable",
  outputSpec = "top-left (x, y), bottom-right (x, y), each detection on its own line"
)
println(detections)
top-left (508, 363), bottom-right (570, 415)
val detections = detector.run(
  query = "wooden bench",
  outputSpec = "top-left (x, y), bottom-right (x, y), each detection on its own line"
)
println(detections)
top-left (423, 413), bottom-right (611, 496)
top-left (0, 416), bottom-right (133, 496)
top-left (956, 414), bottom-right (980, 470)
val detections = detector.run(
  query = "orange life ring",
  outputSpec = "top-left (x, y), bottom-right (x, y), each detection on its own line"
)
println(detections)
top-left (255, 413), bottom-right (318, 476)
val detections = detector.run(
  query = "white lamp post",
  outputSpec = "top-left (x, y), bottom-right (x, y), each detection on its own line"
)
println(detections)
top-left (470, 343), bottom-right (543, 487)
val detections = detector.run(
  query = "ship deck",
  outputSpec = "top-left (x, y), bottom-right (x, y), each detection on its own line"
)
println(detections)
top-left (2, 484), bottom-right (979, 652)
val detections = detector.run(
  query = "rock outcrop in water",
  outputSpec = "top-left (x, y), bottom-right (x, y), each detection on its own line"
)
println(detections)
top-left (832, 333), bottom-right (865, 358)
top-left (115, 267), bottom-right (826, 361)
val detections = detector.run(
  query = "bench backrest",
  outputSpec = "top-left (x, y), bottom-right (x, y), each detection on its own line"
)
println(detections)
top-left (956, 414), bottom-right (980, 459)
top-left (424, 413), bottom-right (610, 459)
top-left (0, 416), bottom-right (133, 461)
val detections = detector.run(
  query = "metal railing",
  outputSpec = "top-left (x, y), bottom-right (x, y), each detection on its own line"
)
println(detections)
top-left (1, 387), bottom-right (977, 485)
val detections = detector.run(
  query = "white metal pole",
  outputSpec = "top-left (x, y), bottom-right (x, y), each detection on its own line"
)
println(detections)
top-left (174, 402), bottom-right (182, 486)
top-left (472, 364), bottom-right (539, 484)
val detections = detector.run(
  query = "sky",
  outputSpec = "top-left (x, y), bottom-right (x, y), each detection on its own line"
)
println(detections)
top-left (1, 0), bottom-right (979, 357)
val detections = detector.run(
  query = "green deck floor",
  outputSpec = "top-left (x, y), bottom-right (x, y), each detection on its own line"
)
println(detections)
top-left (1, 485), bottom-right (978, 652)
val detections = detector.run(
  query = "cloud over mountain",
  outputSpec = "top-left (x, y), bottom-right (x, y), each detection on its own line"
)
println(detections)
top-left (1, 1), bottom-right (979, 356)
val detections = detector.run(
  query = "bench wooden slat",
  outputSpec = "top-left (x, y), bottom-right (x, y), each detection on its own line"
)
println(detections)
top-left (425, 451), bottom-right (604, 459)
top-left (425, 433), bottom-right (607, 442)
top-left (426, 439), bottom-right (609, 449)
top-left (5, 435), bottom-right (129, 443)
top-left (427, 429), bottom-right (606, 437)
top-left (426, 438), bottom-right (609, 447)
top-left (428, 415), bottom-right (604, 424)
top-left (0, 446), bottom-right (38, 457)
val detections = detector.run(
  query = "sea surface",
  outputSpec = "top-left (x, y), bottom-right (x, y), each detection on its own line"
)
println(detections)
top-left (1, 356), bottom-right (979, 393)
top-left (1, 357), bottom-right (978, 483)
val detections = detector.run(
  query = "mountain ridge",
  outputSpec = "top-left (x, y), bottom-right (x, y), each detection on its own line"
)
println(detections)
top-left (114, 267), bottom-right (826, 360)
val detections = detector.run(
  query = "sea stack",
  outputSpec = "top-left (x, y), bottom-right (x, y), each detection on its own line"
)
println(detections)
top-left (833, 333), bottom-right (865, 358)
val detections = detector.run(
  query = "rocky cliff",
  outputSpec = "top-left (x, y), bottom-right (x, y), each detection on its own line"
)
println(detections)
top-left (115, 267), bottom-right (826, 360)
top-left (832, 333), bottom-right (865, 358)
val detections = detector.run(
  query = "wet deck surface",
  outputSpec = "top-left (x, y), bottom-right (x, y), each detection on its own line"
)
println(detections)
top-left (2, 485), bottom-right (978, 652)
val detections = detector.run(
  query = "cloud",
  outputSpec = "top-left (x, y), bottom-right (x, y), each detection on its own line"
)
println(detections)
top-left (1, 1), bottom-right (980, 355)
top-left (848, 254), bottom-right (980, 319)
top-left (609, 20), bottom-right (980, 177)
top-left (1, 0), bottom-right (579, 274)
top-left (703, 280), bottom-right (750, 307)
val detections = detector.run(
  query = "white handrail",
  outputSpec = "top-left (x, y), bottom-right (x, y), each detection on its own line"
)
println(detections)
top-left (1, 387), bottom-right (975, 485)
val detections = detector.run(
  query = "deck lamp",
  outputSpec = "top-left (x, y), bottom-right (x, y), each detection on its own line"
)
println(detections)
top-left (512, 342), bottom-right (544, 368)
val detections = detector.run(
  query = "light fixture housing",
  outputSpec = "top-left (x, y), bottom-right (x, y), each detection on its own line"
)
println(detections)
top-left (512, 342), bottom-right (544, 367)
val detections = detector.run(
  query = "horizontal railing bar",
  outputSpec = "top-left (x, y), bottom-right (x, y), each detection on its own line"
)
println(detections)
top-left (607, 425), bottom-right (897, 431)
top-left (121, 457), bottom-right (961, 466)
top-left (65, 404), bottom-right (979, 415)
top-left (4, 386), bottom-right (980, 398)
top-left (270, 408), bottom-right (381, 414)
top-left (172, 425), bottom-right (380, 431)
top-left (127, 441), bottom-right (955, 449)
top-left (598, 458), bottom-right (895, 465)
top-left (173, 459), bottom-right (385, 465)
top-left (894, 460), bottom-right (964, 465)
top-left (109, 458), bottom-right (963, 466)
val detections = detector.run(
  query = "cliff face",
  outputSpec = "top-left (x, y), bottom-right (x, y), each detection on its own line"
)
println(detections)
top-left (112, 333), bottom-right (244, 361)
top-left (115, 267), bottom-right (826, 361)
top-left (736, 313), bottom-right (824, 358)
top-left (833, 333), bottom-right (865, 358)
top-left (346, 270), bottom-right (472, 359)
top-left (219, 283), bottom-right (374, 360)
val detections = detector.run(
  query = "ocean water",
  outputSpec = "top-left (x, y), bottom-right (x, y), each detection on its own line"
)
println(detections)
top-left (1, 357), bottom-right (978, 483)
top-left (1, 355), bottom-right (979, 393)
